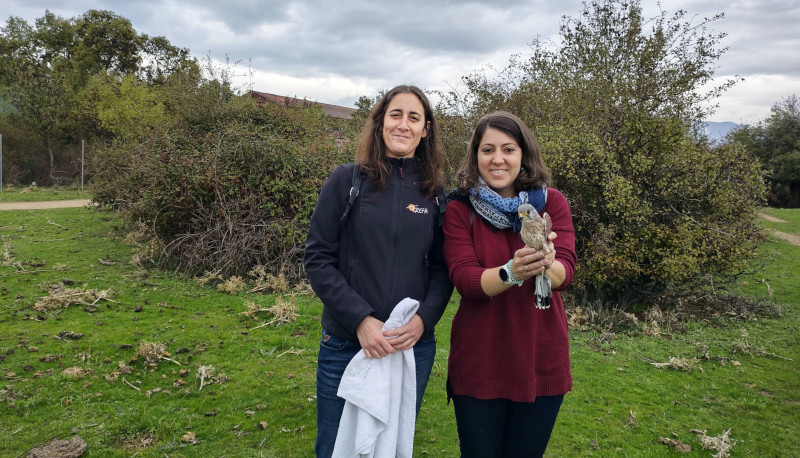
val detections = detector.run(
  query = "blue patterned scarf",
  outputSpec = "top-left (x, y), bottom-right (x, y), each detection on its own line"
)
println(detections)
top-left (469, 177), bottom-right (547, 230)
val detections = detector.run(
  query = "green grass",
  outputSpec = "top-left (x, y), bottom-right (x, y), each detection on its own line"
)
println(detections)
top-left (759, 207), bottom-right (800, 231)
top-left (0, 200), bottom-right (798, 457)
top-left (0, 185), bottom-right (91, 203)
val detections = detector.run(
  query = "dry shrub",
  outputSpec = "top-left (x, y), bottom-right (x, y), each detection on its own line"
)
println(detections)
top-left (241, 301), bottom-right (269, 319)
top-left (730, 328), bottom-right (786, 359)
top-left (658, 288), bottom-right (780, 320)
top-left (625, 410), bottom-right (637, 428)
top-left (136, 341), bottom-right (167, 364)
top-left (263, 274), bottom-right (289, 293)
top-left (217, 276), bottom-right (247, 295)
top-left (587, 332), bottom-right (616, 353)
top-left (33, 284), bottom-right (111, 311)
top-left (566, 305), bottom-right (592, 329)
top-left (565, 301), bottom-right (639, 332)
top-left (194, 269), bottom-right (222, 287)
top-left (731, 328), bottom-right (756, 356)
top-left (0, 243), bottom-right (26, 272)
top-left (649, 356), bottom-right (703, 372)
top-left (61, 367), bottom-right (93, 378)
top-left (641, 307), bottom-right (663, 337)
top-left (249, 265), bottom-right (290, 293)
top-left (130, 238), bottom-right (163, 269)
top-left (1, 243), bottom-right (13, 266)
top-left (293, 280), bottom-right (316, 297)
top-left (249, 265), bottom-right (268, 284)
top-left (692, 428), bottom-right (736, 458)
top-left (195, 365), bottom-right (227, 390)
top-left (567, 294), bottom-right (692, 337)
top-left (195, 365), bottom-right (228, 391)
top-left (196, 365), bottom-right (215, 391)
top-left (124, 223), bottom-right (152, 246)
top-left (641, 306), bottom-right (685, 336)
top-left (116, 433), bottom-right (156, 451)
top-left (715, 295), bottom-right (781, 319)
top-left (253, 296), bottom-right (299, 326)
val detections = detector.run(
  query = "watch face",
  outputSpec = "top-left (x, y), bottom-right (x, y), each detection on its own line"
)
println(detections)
top-left (499, 267), bottom-right (508, 282)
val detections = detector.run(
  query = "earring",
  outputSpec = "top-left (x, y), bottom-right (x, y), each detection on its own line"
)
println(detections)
top-left (520, 166), bottom-right (525, 172)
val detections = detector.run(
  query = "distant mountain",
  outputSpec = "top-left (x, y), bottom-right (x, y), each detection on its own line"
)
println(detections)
top-left (704, 121), bottom-right (740, 142)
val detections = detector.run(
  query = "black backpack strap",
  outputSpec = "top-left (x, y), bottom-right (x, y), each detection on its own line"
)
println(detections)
top-left (435, 186), bottom-right (447, 227)
top-left (338, 164), bottom-right (362, 229)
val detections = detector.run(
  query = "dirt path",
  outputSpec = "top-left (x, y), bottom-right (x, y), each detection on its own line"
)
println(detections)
top-left (759, 212), bottom-right (788, 223)
top-left (773, 230), bottom-right (800, 246)
top-left (0, 199), bottom-right (92, 211)
top-left (757, 212), bottom-right (800, 246)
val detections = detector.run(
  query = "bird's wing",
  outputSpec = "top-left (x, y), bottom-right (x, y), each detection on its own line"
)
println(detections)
top-left (543, 212), bottom-right (552, 240)
top-left (543, 212), bottom-right (552, 253)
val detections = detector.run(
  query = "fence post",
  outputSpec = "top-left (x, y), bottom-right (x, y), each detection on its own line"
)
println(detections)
top-left (81, 139), bottom-right (85, 191)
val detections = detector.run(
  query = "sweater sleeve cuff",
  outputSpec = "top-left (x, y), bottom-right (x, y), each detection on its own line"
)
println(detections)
top-left (465, 268), bottom-right (491, 299)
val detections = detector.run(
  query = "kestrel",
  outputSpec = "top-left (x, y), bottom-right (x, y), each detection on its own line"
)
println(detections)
top-left (518, 203), bottom-right (552, 309)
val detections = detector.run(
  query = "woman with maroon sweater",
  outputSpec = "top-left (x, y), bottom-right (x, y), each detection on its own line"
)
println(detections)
top-left (443, 111), bottom-right (577, 457)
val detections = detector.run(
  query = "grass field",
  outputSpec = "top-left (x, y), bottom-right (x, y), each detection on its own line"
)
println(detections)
top-left (0, 193), bottom-right (797, 457)
top-left (0, 185), bottom-right (91, 203)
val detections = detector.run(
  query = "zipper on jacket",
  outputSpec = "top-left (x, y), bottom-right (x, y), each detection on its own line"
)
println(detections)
top-left (389, 159), bottom-right (404, 297)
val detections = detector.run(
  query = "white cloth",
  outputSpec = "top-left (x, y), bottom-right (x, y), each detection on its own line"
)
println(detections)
top-left (332, 298), bottom-right (419, 458)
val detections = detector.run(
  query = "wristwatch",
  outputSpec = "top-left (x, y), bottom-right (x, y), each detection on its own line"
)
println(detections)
top-left (499, 259), bottom-right (523, 286)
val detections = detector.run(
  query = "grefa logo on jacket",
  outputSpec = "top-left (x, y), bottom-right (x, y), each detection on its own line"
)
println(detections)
top-left (406, 204), bottom-right (429, 215)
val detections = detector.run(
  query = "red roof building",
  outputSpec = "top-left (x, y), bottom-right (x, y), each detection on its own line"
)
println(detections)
top-left (248, 90), bottom-right (356, 119)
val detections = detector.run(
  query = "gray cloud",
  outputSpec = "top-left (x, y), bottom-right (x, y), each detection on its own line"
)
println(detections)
top-left (3, 0), bottom-right (799, 122)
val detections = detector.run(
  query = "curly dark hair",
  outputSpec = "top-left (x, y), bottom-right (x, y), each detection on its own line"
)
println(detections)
top-left (355, 85), bottom-right (445, 199)
top-left (455, 110), bottom-right (551, 196)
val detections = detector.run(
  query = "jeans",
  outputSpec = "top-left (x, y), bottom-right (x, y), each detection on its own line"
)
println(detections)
top-left (314, 329), bottom-right (436, 458)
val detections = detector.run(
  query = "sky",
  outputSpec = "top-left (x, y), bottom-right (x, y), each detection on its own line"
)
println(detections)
top-left (3, 0), bottom-right (800, 124)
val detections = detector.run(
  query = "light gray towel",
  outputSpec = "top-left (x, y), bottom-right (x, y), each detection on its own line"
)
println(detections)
top-left (332, 297), bottom-right (419, 458)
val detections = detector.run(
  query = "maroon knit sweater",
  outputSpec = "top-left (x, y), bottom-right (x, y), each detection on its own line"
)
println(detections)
top-left (443, 188), bottom-right (577, 402)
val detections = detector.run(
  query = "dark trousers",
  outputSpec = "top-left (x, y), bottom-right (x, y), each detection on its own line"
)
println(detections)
top-left (452, 394), bottom-right (564, 458)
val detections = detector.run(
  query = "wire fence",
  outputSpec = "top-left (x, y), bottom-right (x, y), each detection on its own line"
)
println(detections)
top-left (0, 135), bottom-right (90, 191)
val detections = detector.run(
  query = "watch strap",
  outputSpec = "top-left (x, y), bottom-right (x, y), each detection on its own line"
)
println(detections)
top-left (501, 259), bottom-right (523, 286)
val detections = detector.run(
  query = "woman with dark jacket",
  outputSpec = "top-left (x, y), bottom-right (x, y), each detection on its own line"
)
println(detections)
top-left (304, 85), bottom-right (453, 457)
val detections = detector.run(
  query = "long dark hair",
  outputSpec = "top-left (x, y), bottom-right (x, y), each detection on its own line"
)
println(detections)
top-left (456, 110), bottom-right (550, 196)
top-left (355, 85), bottom-right (445, 199)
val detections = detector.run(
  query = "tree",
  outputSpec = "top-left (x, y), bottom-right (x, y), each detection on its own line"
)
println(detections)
top-left (0, 14), bottom-right (77, 183)
top-left (71, 10), bottom-right (143, 84)
top-left (91, 73), bottom-right (166, 141)
top-left (0, 10), bottom-right (191, 184)
top-left (729, 95), bottom-right (800, 207)
top-left (438, 0), bottom-right (765, 309)
top-left (139, 35), bottom-right (194, 85)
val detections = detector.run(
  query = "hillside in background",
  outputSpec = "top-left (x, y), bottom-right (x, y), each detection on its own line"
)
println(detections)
top-left (705, 121), bottom-right (740, 141)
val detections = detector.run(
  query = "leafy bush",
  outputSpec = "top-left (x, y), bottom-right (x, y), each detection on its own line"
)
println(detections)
top-left (91, 95), bottom-right (353, 282)
top-left (436, 0), bottom-right (767, 308)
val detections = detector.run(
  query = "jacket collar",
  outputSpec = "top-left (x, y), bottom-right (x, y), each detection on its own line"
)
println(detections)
top-left (386, 157), bottom-right (419, 175)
